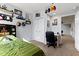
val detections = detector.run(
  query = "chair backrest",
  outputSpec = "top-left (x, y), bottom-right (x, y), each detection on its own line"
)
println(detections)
top-left (46, 31), bottom-right (55, 43)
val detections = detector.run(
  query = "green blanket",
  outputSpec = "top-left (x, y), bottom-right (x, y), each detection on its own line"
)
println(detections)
top-left (0, 35), bottom-right (45, 56)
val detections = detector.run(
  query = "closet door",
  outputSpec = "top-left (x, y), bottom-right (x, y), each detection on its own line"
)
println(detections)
top-left (33, 18), bottom-right (45, 43)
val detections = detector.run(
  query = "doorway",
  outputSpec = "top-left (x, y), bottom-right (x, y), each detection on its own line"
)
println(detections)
top-left (61, 15), bottom-right (75, 37)
top-left (61, 15), bottom-right (75, 49)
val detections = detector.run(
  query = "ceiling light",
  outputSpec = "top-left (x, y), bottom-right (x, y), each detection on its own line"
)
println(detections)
top-left (45, 3), bottom-right (56, 14)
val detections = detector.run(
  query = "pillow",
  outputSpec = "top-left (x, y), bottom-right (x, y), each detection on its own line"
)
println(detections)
top-left (22, 38), bottom-right (31, 43)
top-left (0, 37), bottom-right (3, 40)
top-left (6, 35), bottom-right (16, 40)
top-left (0, 36), bottom-right (12, 45)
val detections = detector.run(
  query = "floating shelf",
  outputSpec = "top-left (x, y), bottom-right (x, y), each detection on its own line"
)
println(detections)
top-left (0, 8), bottom-right (13, 15)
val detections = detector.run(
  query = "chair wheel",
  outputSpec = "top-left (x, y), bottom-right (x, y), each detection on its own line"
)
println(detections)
top-left (47, 45), bottom-right (50, 47)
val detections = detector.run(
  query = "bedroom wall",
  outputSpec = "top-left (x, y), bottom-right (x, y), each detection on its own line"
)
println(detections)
top-left (75, 11), bottom-right (79, 51)
top-left (46, 16), bottom-right (52, 31)
top-left (61, 24), bottom-right (71, 35)
top-left (16, 13), bottom-right (33, 41)
top-left (49, 16), bottom-right (61, 35)
top-left (70, 20), bottom-right (75, 38)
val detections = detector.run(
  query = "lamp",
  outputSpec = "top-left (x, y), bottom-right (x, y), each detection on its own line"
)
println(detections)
top-left (50, 3), bottom-right (56, 12)
top-left (45, 3), bottom-right (56, 14)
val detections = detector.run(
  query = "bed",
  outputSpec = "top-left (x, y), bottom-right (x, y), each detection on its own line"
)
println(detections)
top-left (0, 35), bottom-right (45, 56)
top-left (0, 24), bottom-right (45, 56)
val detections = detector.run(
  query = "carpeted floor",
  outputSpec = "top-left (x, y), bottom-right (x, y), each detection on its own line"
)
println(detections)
top-left (31, 35), bottom-right (79, 56)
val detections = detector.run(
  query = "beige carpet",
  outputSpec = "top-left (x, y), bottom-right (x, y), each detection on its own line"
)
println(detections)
top-left (31, 35), bottom-right (79, 56)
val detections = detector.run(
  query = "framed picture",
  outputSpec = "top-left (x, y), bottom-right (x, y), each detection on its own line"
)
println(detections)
top-left (35, 13), bottom-right (40, 17)
top-left (52, 19), bottom-right (57, 25)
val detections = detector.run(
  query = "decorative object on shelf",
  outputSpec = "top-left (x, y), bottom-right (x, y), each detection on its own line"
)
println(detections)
top-left (0, 5), bottom-right (1, 8)
top-left (14, 9), bottom-right (25, 20)
top-left (6, 16), bottom-right (13, 22)
top-left (12, 28), bottom-right (15, 31)
top-left (26, 19), bottom-right (31, 24)
top-left (1, 4), bottom-right (7, 10)
top-left (52, 19), bottom-right (57, 26)
top-left (22, 22), bottom-right (26, 26)
top-left (0, 13), bottom-right (13, 22)
top-left (12, 11), bottom-right (14, 17)
top-left (0, 15), bottom-right (3, 20)
top-left (35, 13), bottom-right (40, 17)
top-left (16, 19), bottom-right (31, 27)
top-left (14, 9), bottom-right (22, 16)
top-left (12, 32), bottom-right (16, 35)
top-left (16, 15), bottom-right (25, 20)
top-left (17, 22), bottom-right (21, 26)
top-left (10, 16), bottom-right (13, 22)
top-left (45, 3), bottom-right (56, 14)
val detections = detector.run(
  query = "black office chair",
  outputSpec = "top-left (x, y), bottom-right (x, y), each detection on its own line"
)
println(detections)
top-left (46, 31), bottom-right (57, 48)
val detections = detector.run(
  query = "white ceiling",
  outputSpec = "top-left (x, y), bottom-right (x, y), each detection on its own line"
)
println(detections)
top-left (8, 3), bottom-right (79, 16)
top-left (55, 3), bottom-right (79, 16)
top-left (10, 3), bottom-right (50, 13)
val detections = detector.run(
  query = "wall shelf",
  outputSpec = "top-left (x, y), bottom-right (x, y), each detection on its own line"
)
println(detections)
top-left (0, 8), bottom-right (13, 15)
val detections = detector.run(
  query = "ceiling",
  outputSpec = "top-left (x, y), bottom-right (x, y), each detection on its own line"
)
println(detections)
top-left (10, 3), bottom-right (50, 13)
top-left (55, 3), bottom-right (79, 16)
top-left (6, 3), bottom-right (79, 16)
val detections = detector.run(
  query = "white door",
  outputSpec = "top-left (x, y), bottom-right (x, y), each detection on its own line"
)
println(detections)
top-left (33, 18), bottom-right (45, 43)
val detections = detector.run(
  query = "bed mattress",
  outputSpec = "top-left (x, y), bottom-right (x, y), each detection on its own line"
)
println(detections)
top-left (0, 35), bottom-right (45, 56)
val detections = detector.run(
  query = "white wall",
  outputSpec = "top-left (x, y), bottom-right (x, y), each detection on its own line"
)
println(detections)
top-left (46, 16), bottom-right (51, 31)
top-left (61, 23), bottom-right (75, 37)
top-left (16, 25), bottom-right (32, 41)
top-left (75, 11), bottom-right (79, 51)
top-left (49, 16), bottom-right (61, 35)
top-left (61, 24), bottom-right (71, 35)
top-left (70, 20), bottom-right (75, 38)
